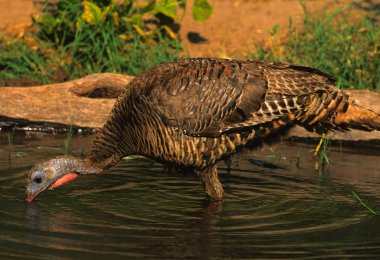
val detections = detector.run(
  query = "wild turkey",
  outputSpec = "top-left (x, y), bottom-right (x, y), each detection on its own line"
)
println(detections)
top-left (26, 58), bottom-right (380, 203)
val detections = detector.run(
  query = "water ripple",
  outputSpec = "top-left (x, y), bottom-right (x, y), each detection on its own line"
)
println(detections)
top-left (0, 136), bottom-right (379, 258)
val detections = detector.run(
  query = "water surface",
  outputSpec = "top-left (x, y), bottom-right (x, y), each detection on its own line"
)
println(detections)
top-left (0, 133), bottom-right (379, 258)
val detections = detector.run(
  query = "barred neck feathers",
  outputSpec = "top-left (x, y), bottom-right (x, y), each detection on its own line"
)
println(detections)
top-left (88, 88), bottom-right (139, 169)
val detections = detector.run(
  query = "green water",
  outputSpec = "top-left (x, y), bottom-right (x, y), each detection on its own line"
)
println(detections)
top-left (0, 133), bottom-right (379, 258)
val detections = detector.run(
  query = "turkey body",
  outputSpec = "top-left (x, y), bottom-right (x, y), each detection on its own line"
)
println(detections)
top-left (87, 58), bottom-right (379, 201)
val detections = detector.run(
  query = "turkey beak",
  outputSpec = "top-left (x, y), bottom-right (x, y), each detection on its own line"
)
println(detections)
top-left (26, 192), bottom-right (36, 203)
top-left (26, 188), bottom-right (45, 203)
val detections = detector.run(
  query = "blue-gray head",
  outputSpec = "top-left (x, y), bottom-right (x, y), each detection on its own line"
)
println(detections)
top-left (26, 155), bottom-right (102, 203)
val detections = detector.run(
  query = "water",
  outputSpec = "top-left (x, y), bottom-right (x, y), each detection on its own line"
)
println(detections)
top-left (0, 132), bottom-right (379, 258)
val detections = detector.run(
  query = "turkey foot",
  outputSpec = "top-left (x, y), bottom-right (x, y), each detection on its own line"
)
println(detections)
top-left (197, 165), bottom-right (224, 202)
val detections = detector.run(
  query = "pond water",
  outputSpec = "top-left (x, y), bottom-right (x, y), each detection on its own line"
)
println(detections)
top-left (0, 132), bottom-right (379, 258)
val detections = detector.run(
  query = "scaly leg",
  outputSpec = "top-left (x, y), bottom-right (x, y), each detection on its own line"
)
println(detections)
top-left (197, 165), bottom-right (224, 201)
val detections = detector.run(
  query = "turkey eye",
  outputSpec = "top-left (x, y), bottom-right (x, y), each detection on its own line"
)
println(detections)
top-left (34, 176), bottom-right (42, 184)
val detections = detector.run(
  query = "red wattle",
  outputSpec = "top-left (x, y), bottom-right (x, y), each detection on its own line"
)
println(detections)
top-left (51, 173), bottom-right (78, 188)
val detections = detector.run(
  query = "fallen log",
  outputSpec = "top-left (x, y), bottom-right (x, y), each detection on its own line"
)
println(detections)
top-left (1, 73), bottom-right (379, 144)
top-left (0, 73), bottom-right (132, 132)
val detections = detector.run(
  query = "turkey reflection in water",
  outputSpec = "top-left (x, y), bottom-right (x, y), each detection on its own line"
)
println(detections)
top-left (0, 133), bottom-right (380, 258)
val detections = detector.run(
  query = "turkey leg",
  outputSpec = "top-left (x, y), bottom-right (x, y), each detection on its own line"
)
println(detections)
top-left (197, 165), bottom-right (224, 201)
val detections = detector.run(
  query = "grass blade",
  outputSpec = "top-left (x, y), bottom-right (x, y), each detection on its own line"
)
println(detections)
top-left (351, 190), bottom-right (377, 214)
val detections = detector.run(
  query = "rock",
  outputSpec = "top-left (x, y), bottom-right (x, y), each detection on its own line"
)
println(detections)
top-left (0, 74), bottom-right (379, 144)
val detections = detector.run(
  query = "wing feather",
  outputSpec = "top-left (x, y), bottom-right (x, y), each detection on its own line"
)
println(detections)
top-left (145, 59), bottom-right (268, 136)
top-left (137, 58), bottom-right (337, 137)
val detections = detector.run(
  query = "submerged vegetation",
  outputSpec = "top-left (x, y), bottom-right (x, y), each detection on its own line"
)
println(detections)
top-left (0, 0), bottom-right (212, 83)
top-left (250, 4), bottom-right (380, 92)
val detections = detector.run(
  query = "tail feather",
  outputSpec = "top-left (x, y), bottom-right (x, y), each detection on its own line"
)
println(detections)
top-left (334, 104), bottom-right (380, 131)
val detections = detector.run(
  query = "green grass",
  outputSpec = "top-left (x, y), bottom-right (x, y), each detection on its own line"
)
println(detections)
top-left (1, 1), bottom-right (378, 91)
top-left (313, 134), bottom-right (330, 171)
top-left (351, 190), bottom-right (377, 214)
top-left (7, 126), bottom-right (16, 161)
top-left (0, 0), bottom-right (180, 84)
top-left (0, 38), bottom-right (52, 84)
top-left (249, 4), bottom-right (380, 92)
top-left (64, 123), bottom-right (74, 155)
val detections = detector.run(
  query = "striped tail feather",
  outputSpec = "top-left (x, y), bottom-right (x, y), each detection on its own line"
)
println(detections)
top-left (334, 103), bottom-right (380, 131)
top-left (296, 90), bottom-right (380, 133)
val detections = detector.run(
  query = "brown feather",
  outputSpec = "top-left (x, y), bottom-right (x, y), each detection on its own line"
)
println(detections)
top-left (334, 104), bottom-right (380, 131)
top-left (87, 58), bottom-right (379, 172)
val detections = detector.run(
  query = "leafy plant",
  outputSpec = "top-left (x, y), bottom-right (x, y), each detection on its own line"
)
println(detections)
top-left (249, 4), bottom-right (380, 91)
top-left (193, 0), bottom-right (213, 22)
top-left (268, 24), bottom-right (280, 36)
top-left (0, 38), bottom-right (53, 84)
top-left (0, 0), bottom-right (213, 83)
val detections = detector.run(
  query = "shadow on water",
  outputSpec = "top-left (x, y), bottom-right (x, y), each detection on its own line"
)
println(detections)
top-left (0, 132), bottom-right (379, 258)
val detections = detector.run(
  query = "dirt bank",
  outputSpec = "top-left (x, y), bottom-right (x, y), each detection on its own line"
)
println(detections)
top-left (0, 0), bottom-right (344, 58)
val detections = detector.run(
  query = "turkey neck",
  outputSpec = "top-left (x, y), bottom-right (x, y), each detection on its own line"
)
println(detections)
top-left (88, 87), bottom-right (143, 170)
top-left (50, 156), bottom-right (103, 175)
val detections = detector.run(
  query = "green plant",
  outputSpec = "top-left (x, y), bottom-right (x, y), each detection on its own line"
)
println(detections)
top-left (64, 124), bottom-right (74, 154)
top-left (351, 190), bottom-right (377, 214)
top-left (64, 112), bottom-right (77, 154)
top-left (7, 126), bottom-right (16, 161)
top-left (313, 134), bottom-right (330, 171)
top-left (0, 0), bottom-right (212, 83)
top-left (192, 0), bottom-right (213, 22)
top-left (0, 38), bottom-right (52, 83)
top-left (249, 4), bottom-right (380, 91)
